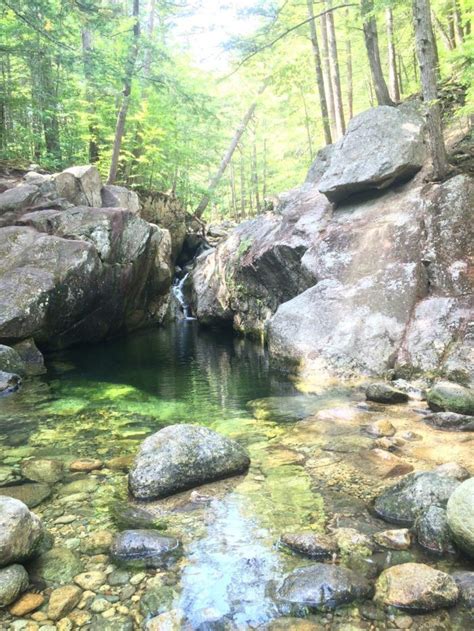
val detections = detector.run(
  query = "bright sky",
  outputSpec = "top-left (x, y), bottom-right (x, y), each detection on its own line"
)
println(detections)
top-left (172, 0), bottom-right (263, 72)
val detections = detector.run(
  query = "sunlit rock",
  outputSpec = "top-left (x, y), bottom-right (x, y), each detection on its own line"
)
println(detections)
top-left (0, 496), bottom-right (43, 566)
top-left (446, 477), bottom-right (474, 557)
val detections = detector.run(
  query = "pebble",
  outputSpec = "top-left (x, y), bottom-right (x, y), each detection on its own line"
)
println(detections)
top-left (366, 420), bottom-right (396, 437)
top-left (130, 572), bottom-right (146, 585)
top-left (374, 529), bottom-right (412, 550)
top-left (9, 593), bottom-right (45, 616)
top-left (54, 514), bottom-right (77, 525)
top-left (90, 597), bottom-right (111, 613)
top-left (394, 615), bottom-right (413, 628)
top-left (74, 570), bottom-right (107, 591)
top-left (81, 530), bottom-right (114, 554)
top-left (108, 570), bottom-right (130, 586)
top-left (48, 584), bottom-right (82, 621)
top-left (70, 458), bottom-right (103, 472)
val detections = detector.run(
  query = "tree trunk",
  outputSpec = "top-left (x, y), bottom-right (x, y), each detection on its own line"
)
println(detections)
top-left (431, 11), bottom-right (455, 50)
top-left (252, 126), bottom-right (261, 212)
top-left (453, 0), bottom-right (464, 46)
top-left (345, 8), bottom-right (353, 120)
top-left (37, 51), bottom-right (62, 164)
top-left (194, 83), bottom-right (267, 218)
top-left (412, 0), bottom-right (449, 180)
top-left (320, 8), bottom-right (337, 139)
top-left (306, 0), bottom-right (332, 144)
top-left (362, 0), bottom-right (394, 106)
top-left (262, 137), bottom-right (267, 203)
top-left (82, 29), bottom-right (100, 163)
top-left (300, 86), bottom-right (314, 161)
top-left (108, 0), bottom-right (140, 184)
top-left (325, 0), bottom-right (345, 136)
top-left (239, 148), bottom-right (246, 220)
top-left (386, 7), bottom-right (400, 102)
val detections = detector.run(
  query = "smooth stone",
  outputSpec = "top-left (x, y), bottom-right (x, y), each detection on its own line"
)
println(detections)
top-left (20, 459), bottom-right (64, 485)
top-left (59, 478), bottom-right (98, 495)
top-left (365, 448), bottom-right (413, 479)
top-left (280, 532), bottom-right (338, 558)
top-left (107, 570), bottom-right (130, 586)
top-left (90, 597), bottom-right (110, 613)
top-left (0, 496), bottom-right (43, 565)
top-left (129, 424), bottom-right (250, 500)
top-left (366, 420), bottom-right (396, 438)
top-left (0, 564), bottom-right (29, 607)
top-left (110, 530), bottom-right (180, 568)
top-left (373, 472), bottom-right (460, 526)
top-left (446, 477), bottom-right (474, 557)
top-left (0, 371), bottom-right (21, 395)
top-left (105, 456), bottom-right (134, 472)
top-left (427, 381), bottom-right (474, 416)
top-left (366, 383), bottom-right (409, 404)
top-left (451, 571), bottom-right (474, 607)
top-left (277, 563), bottom-right (372, 609)
top-left (433, 462), bottom-right (470, 481)
top-left (0, 483), bottom-right (51, 508)
top-left (145, 609), bottom-right (184, 630)
top-left (9, 592), bottom-right (45, 616)
top-left (423, 411), bottom-right (474, 431)
top-left (111, 503), bottom-right (167, 531)
top-left (69, 459), bottom-right (103, 472)
top-left (139, 584), bottom-right (177, 616)
top-left (374, 529), bottom-right (412, 550)
top-left (80, 530), bottom-right (114, 555)
top-left (29, 547), bottom-right (83, 585)
top-left (415, 506), bottom-right (456, 555)
top-left (0, 344), bottom-right (25, 375)
top-left (374, 563), bottom-right (459, 611)
top-left (74, 571), bottom-right (107, 591)
top-left (48, 584), bottom-right (82, 621)
top-left (332, 528), bottom-right (374, 558)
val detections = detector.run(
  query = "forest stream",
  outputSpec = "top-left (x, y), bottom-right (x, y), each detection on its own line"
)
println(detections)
top-left (0, 322), bottom-right (472, 630)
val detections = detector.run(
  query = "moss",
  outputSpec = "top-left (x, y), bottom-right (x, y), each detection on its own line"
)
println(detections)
top-left (237, 237), bottom-right (253, 257)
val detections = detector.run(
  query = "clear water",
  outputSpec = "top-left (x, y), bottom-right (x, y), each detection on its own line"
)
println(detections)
top-left (0, 323), bottom-right (472, 628)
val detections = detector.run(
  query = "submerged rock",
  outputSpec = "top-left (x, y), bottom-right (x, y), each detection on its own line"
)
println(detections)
top-left (277, 563), bottom-right (372, 609)
top-left (373, 472), bottom-right (459, 525)
top-left (318, 105), bottom-right (425, 203)
top-left (20, 458), bottom-right (64, 484)
top-left (110, 530), bottom-right (180, 568)
top-left (280, 532), bottom-right (338, 558)
top-left (446, 477), bottom-right (474, 557)
top-left (1, 482), bottom-right (52, 508)
top-left (374, 563), bottom-right (459, 611)
top-left (433, 462), bottom-right (471, 481)
top-left (0, 496), bottom-right (43, 566)
top-left (452, 571), bottom-right (474, 608)
top-left (0, 564), bottom-right (29, 607)
top-left (373, 529), bottom-right (412, 550)
top-left (423, 411), bottom-right (474, 431)
top-left (415, 506), bottom-right (456, 555)
top-left (427, 381), bottom-right (474, 416)
top-left (129, 424), bottom-right (250, 500)
top-left (29, 546), bottom-right (83, 585)
top-left (0, 371), bottom-right (21, 396)
top-left (0, 344), bottom-right (25, 375)
top-left (366, 383), bottom-right (409, 404)
top-left (365, 419), bottom-right (396, 437)
top-left (48, 584), bottom-right (82, 620)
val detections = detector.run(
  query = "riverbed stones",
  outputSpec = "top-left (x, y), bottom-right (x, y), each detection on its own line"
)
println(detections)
top-left (9, 592), bottom-right (44, 616)
top-left (365, 419), bottom-right (396, 437)
top-left (145, 609), bottom-right (184, 631)
top-left (332, 528), bottom-right (374, 558)
top-left (0, 564), bottom-right (29, 607)
top-left (434, 462), bottom-right (470, 481)
top-left (318, 106), bottom-right (425, 203)
top-left (69, 458), bottom-right (103, 472)
top-left (129, 424), bottom-right (250, 500)
top-left (415, 506), bottom-right (455, 555)
top-left (80, 530), bottom-right (114, 555)
top-left (373, 529), bottom-right (412, 550)
top-left (277, 563), bottom-right (372, 608)
top-left (423, 411), bottom-right (474, 431)
top-left (366, 383), bottom-right (409, 404)
top-left (446, 477), bottom-right (474, 557)
top-left (21, 458), bottom-right (64, 484)
top-left (373, 472), bottom-right (460, 525)
top-left (1, 482), bottom-right (52, 508)
top-left (280, 532), bottom-right (338, 558)
top-left (374, 563), bottom-right (459, 611)
top-left (427, 381), bottom-right (474, 416)
top-left (74, 571), bottom-right (107, 591)
top-left (0, 496), bottom-right (43, 566)
top-left (452, 571), bottom-right (474, 607)
top-left (48, 584), bottom-right (82, 620)
top-left (29, 547), bottom-right (83, 584)
top-left (110, 530), bottom-right (181, 568)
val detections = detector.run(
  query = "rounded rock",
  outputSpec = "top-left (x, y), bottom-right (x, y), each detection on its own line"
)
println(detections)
top-left (0, 496), bottom-right (43, 566)
top-left (69, 459), bottom-right (103, 473)
top-left (366, 383), bottom-right (409, 404)
top-left (110, 530), bottom-right (181, 568)
top-left (0, 564), bottom-right (29, 607)
top-left (427, 381), bottom-right (474, 416)
top-left (280, 532), bottom-right (338, 558)
top-left (446, 477), bottom-right (474, 557)
top-left (21, 458), bottom-right (64, 485)
top-left (9, 592), bottom-right (45, 616)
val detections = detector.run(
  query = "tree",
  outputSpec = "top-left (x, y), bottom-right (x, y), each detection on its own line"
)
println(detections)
top-left (361, 0), bottom-right (394, 106)
top-left (412, 0), bottom-right (449, 180)
top-left (108, 0), bottom-right (140, 184)
top-left (386, 6), bottom-right (400, 102)
top-left (325, 0), bottom-right (345, 136)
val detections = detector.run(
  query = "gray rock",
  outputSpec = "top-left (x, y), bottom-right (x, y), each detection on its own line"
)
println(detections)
top-left (318, 106), bottom-right (425, 203)
top-left (28, 547), bottom-right (83, 585)
top-left (427, 381), bottom-right (474, 416)
top-left (305, 143), bottom-right (335, 184)
top-left (446, 477), bottom-right (474, 557)
top-left (110, 530), bottom-right (180, 568)
top-left (0, 371), bottom-right (21, 396)
top-left (11, 338), bottom-right (46, 376)
top-left (0, 564), bottom-right (28, 607)
top-left (433, 462), bottom-right (471, 481)
top-left (0, 185), bottom-right (38, 226)
top-left (101, 185), bottom-right (140, 213)
top-left (451, 571), bottom-right (474, 608)
top-left (423, 411), bottom-right (474, 431)
top-left (129, 424), bottom-right (250, 500)
top-left (373, 472), bottom-right (460, 526)
top-left (415, 506), bottom-right (456, 555)
top-left (0, 496), bottom-right (43, 566)
top-left (1, 482), bottom-right (52, 508)
top-left (0, 345), bottom-right (25, 375)
top-left (55, 165), bottom-right (102, 207)
top-left (277, 563), bottom-right (372, 608)
top-left (20, 459), bottom-right (64, 485)
top-left (280, 532), bottom-right (338, 558)
top-left (366, 383), bottom-right (409, 404)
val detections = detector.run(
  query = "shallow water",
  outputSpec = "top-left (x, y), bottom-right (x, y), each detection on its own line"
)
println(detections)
top-left (0, 323), bottom-right (473, 629)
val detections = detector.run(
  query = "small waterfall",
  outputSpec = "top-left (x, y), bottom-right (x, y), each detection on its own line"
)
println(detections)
top-left (173, 273), bottom-right (196, 320)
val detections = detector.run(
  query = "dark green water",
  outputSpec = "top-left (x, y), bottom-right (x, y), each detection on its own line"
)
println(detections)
top-left (1, 323), bottom-right (471, 628)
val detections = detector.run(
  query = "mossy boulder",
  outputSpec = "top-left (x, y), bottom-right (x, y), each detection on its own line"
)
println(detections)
top-left (446, 477), bottom-right (474, 557)
top-left (427, 381), bottom-right (474, 416)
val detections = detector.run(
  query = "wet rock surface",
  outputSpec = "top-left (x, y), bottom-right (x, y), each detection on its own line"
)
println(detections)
top-left (277, 563), bottom-right (373, 608)
top-left (415, 506), bottom-right (455, 555)
top-left (110, 530), bottom-right (181, 568)
top-left (280, 532), bottom-right (338, 558)
top-left (366, 383), bottom-right (409, 405)
top-left (129, 424), bottom-right (250, 500)
top-left (446, 477), bottom-right (474, 557)
top-left (427, 382), bottom-right (474, 415)
top-left (423, 411), bottom-right (474, 431)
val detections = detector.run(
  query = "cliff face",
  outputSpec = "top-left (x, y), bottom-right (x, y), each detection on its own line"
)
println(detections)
top-left (189, 106), bottom-right (473, 385)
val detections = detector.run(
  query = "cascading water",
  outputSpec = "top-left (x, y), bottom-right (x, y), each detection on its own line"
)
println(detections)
top-left (173, 272), bottom-right (196, 320)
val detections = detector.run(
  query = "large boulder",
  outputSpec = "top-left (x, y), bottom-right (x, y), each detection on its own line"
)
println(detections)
top-left (101, 184), bottom-right (140, 213)
top-left (0, 209), bottom-right (172, 350)
top-left (0, 345), bottom-right (24, 375)
top-left (0, 184), bottom-right (39, 227)
top-left (277, 563), bottom-right (372, 608)
top-left (426, 381), bottom-right (474, 416)
top-left (373, 472), bottom-right (459, 526)
top-left (0, 564), bottom-right (29, 607)
top-left (318, 105), bottom-right (425, 203)
top-left (140, 191), bottom-right (187, 261)
top-left (446, 477), bottom-right (474, 557)
top-left (374, 563), bottom-right (459, 611)
top-left (129, 424), bottom-right (250, 500)
top-left (54, 165), bottom-right (102, 207)
top-left (0, 496), bottom-right (43, 566)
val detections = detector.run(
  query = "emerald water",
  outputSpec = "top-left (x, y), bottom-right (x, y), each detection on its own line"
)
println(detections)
top-left (1, 323), bottom-right (472, 628)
